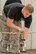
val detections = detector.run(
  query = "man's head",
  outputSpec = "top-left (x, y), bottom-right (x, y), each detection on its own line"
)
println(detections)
top-left (22, 4), bottom-right (34, 18)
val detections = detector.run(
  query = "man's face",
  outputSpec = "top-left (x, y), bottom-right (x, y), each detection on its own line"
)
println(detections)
top-left (23, 9), bottom-right (31, 18)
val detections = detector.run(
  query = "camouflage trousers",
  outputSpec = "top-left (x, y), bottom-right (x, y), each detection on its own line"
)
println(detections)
top-left (1, 21), bottom-right (21, 52)
top-left (0, 13), bottom-right (24, 53)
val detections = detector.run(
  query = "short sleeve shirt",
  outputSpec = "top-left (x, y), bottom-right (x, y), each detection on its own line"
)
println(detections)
top-left (4, 3), bottom-right (32, 28)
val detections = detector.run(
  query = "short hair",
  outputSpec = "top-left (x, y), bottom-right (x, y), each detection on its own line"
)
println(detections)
top-left (25, 4), bottom-right (34, 13)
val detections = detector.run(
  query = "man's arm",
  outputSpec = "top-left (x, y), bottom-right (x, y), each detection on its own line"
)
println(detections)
top-left (23, 15), bottom-right (32, 48)
top-left (23, 15), bottom-right (32, 38)
top-left (6, 17), bottom-right (24, 31)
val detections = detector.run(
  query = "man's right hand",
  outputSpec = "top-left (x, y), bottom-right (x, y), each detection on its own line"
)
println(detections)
top-left (19, 28), bottom-right (24, 32)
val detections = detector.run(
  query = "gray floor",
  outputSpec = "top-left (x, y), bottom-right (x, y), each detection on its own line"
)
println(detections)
top-left (0, 50), bottom-right (36, 54)
top-left (21, 50), bottom-right (36, 54)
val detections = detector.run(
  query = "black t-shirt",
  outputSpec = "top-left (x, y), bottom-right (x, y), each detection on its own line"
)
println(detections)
top-left (6, 3), bottom-right (24, 21)
top-left (4, 3), bottom-right (24, 21)
top-left (4, 3), bottom-right (32, 28)
top-left (4, 0), bottom-right (22, 6)
top-left (7, 5), bottom-right (32, 28)
top-left (7, 7), bottom-right (23, 21)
